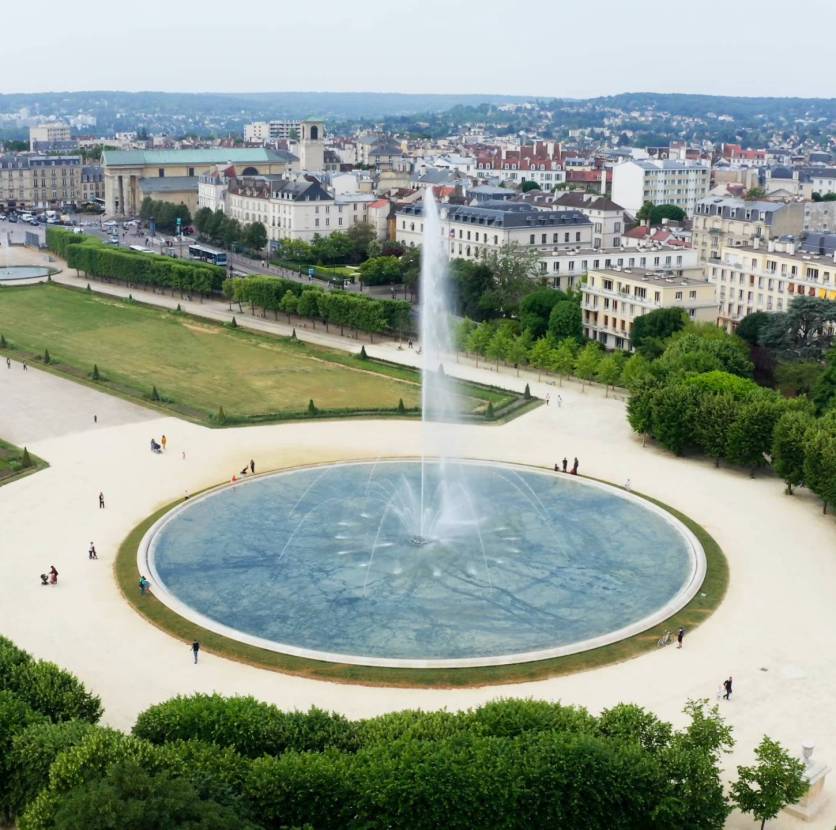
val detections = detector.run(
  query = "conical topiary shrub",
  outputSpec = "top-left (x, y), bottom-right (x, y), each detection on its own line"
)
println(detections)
top-left (359, 345), bottom-right (368, 360)
top-left (230, 316), bottom-right (238, 328)
top-left (91, 364), bottom-right (100, 381)
top-left (217, 406), bottom-right (226, 424)
top-left (397, 398), bottom-right (406, 414)
top-left (43, 349), bottom-right (51, 364)
top-left (151, 385), bottom-right (161, 401)
top-left (307, 399), bottom-right (317, 416)
top-left (0, 334), bottom-right (6, 348)
top-left (486, 401), bottom-right (495, 419)
top-left (21, 447), bottom-right (32, 468)
top-left (524, 383), bottom-right (531, 400)
top-left (291, 328), bottom-right (297, 340)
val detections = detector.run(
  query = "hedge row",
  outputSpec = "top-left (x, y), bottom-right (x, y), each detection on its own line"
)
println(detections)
top-left (226, 275), bottom-right (413, 338)
top-left (9, 694), bottom-right (730, 830)
top-left (46, 228), bottom-right (225, 296)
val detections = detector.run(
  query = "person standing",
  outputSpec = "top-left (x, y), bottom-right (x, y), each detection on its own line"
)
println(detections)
top-left (723, 677), bottom-right (733, 700)
top-left (161, 435), bottom-right (167, 451)
top-left (571, 457), bottom-right (579, 475)
top-left (545, 393), bottom-right (550, 406)
top-left (5, 357), bottom-right (10, 369)
top-left (557, 394), bottom-right (562, 407)
top-left (562, 457), bottom-right (568, 473)
top-left (192, 641), bottom-right (200, 664)
top-left (98, 491), bottom-right (105, 509)
top-left (49, 565), bottom-right (58, 585)
top-left (249, 459), bottom-right (255, 474)
top-left (22, 362), bottom-right (27, 371)
top-left (93, 414), bottom-right (97, 424)
top-left (88, 542), bottom-right (97, 560)
top-left (676, 627), bottom-right (685, 649)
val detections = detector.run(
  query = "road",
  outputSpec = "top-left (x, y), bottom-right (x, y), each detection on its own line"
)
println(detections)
top-left (0, 215), bottom-right (412, 303)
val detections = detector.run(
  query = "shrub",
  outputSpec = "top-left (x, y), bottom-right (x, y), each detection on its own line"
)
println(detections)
top-left (397, 398), bottom-right (406, 414)
top-left (307, 399), bottom-right (317, 416)
top-left (91, 364), bottom-right (99, 381)
top-left (21, 447), bottom-right (32, 468)
top-left (151, 385), bottom-right (160, 401)
top-left (0, 691), bottom-right (46, 821)
top-left (485, 401), bottom-right (495, 418)
top-left (230, 315), bottom-right (238, 328)
top-left (216, 406), bottom-right (226, 424)
top-left (3, 720), bottom-right (94, 821)
top-left (133, 694), bottom-right (359, 758)
top-left (42, 349), bottom-right (50, 365)
top-left (0, 334), bottom-right (6, 347)
top-left (359, 345), bottom-right (368, 359)
top-left (524, 382), bottom-right (531, 399)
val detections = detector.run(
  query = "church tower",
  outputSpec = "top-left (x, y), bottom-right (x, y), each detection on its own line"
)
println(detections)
top-left (298, 119), bottom-right (325, 171)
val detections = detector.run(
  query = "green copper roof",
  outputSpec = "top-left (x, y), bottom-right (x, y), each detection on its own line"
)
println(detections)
top-left (103, 148), bottom-right (296, 167)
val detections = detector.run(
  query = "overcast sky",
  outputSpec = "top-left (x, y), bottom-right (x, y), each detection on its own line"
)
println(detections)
top-left (2, 0), bottom-right (833, 98)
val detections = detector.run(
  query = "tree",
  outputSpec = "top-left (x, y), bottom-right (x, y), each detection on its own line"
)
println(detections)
top-left (744, 186), bottom-right (767, 200)
top-left (243, 222), bottom-right (267, 253)
top-left (637, 202), bottom-right (686, 225)
top-left (803, 417), bottom-right (836, 513)
top-left (344, 221), bottom-right (376, 263)
top-left (730, 736), bottom-right (807, 830)
top-left (450, 260), bottom-right (497, 321)
top-left (574, 342), bottom-right (602, 389)
top-left (694, 394), bottom-right (739, 467)
top-left (485, 325), bottom-right (515, 369)
top-left (771, 410), bottom-right (814, 494)
top-left (621, 353), bottom-right (654, 390)
top-left (51, 760), bottom-right (259, 830)
top-left (193, 207), bottom-right (213, 236)
top-left (811, 348), bottom-right (836, 414)
top-left (465, 322), bottom-right (494, 367)
top-left (760, 296), bottom-right (836, 361)
top-left (631, 307), bottom-right (687, 356)
top-left (725, 398), bottom-right (784, 476)
top-left (528, 337), bottom-right (553, 380)
top-left (548, 298), bottom-right (582, 342)
top-left (359, 256), bottom-right (402, 286)
top-left (483, 244), bottom-right (539, 316)
top-left (279, 290), bottom-right (298, 323)
top-left (549, 339), bottom-right (576, 385)
top-left (659, 331), bottom-right (753, 378)
top-left (506, 333), bottom-right (531, 376)
top-left (519, 288), bottom-right (566, 338)
top-left (596, 353), bottom-right (624, 396)
top-left (735, 311), bottom-right (770, 346)
top-left (520, 180), bottom-right (541, 192)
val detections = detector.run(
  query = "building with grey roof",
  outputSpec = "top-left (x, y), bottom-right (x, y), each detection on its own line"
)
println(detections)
top-left (611, 157), bottom-right (711, 216)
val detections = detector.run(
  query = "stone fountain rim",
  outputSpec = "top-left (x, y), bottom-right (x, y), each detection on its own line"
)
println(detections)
top-left (138, 457), bottom-right (707, 670)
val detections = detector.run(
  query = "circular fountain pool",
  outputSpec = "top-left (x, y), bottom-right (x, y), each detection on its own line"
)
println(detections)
top-left (141, 460), bottom-right (705, 667)
top-left (0, 266), bottom-right (50, 283)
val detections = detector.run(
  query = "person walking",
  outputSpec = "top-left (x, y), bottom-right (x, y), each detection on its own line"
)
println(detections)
top-left (161, 434), bottom-right (167, 451)
top-left (723, 677), bottom-right (733, 700)
top-left (562, 457), bottom-right (568, 473)
top-left (49, 565), bottom-right (58, 585)
top-left (88, 542), bottom-right (97, 560)
top-left (250, 459), bottom-right (255, 474)
top-left (545, 393), bottom-right (550, 406)
top-left (98, 491), bottom-right (105, 509)
top-left (676, 627), bottom-right (685, 649)
top-left (22, 362), bottom-right (27, 371)
top-left (138, 575), bottom-right (150, 595)
top-left (192, 640), bottom-right (200, 664)
top-left (5, 357), bottom-right (10, 369)
top-left (93, 414), bottom-right (97, 424)
top-left (557, 394), bottom-right (562, 407)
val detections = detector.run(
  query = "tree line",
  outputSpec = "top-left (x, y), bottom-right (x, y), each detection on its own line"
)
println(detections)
top-left (46, 228), bottom-right (225, 297)
top-left (193, 207), bottom-right (267, 253)
top-left (0, 633), bottom-right (809, 830)
top-left (225, 275), bottom-right (413, 339)
top-left (138, 198), bottom-right (192, 234)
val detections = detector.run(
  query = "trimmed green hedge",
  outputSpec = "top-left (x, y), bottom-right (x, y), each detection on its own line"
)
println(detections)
top-left (46, 228), bottom-right (225, 296)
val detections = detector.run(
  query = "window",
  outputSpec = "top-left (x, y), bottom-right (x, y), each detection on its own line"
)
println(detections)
top-left (158, 168), bottom-right (165, 177)
top-left (529, 234), bottom-right (535, 244)
top-left (564, 232), bottom-right (570, 243)
top-left (675, 291), bottom-right (683, 299)
top-left (576, 232), bottom-right (581, 242)
top-left (315, 218), bottom-right (320, 227)
top-left (188, 167), bottom-right (195, 177)
top-left (541, 233), bottom-right (547, 244)
top-left (689, 290), bottom-right (696, 298)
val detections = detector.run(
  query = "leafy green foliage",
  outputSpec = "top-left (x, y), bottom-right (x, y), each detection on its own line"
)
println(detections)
top-left (548, 297), bottom-right (582, 342)
top-left (759, 296), bottom-right (836, 361)
top-left (630, 307), bottom-right (687, 357)
top-left (772, 410), bottom-right (815, 493)
top-left (735, 311), bottom-right (770, 346)
top-left (730, 736), bottom-right (807, 830)
top-left (139, 197), bottom-right (191, 233)
top-left (519, 288), bottom-right (566, 338)
top-left (803, 415), bottom-right (836, 513)
top-left (636, 202), bottom-right (686, 225)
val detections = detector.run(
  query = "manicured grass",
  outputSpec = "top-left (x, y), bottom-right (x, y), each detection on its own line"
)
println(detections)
top-left (0, 438), bottom-right (47, 486)
top-left (0, 283), bottom-right (517, 424)
top-left (116, 470), bottom-right (728, 688)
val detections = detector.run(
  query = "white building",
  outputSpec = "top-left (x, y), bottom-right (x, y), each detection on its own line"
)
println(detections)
top-left (611, 158), bottom-right (711, 216)
top-left (29, 122), bottom-right (72, 151)
top-left (803, 200), bottom-right (836, 234)
top-left (710, 239), bottom-right (836, 331)
top-left (810, 168), bottom-right (836, 196)
top-left (244, 120), bottom-right (302, 143)
top-left (547, 192), bottom-right (626, 249)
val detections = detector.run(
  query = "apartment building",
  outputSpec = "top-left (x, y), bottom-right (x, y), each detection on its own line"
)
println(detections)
top-left (810, 169), bottom-right (836, 196)
top-left (29, 122), bottom-right (72, 151)
top-left (710, 240), bottom-right (836, 332)
top-left (0, 155), bottom-right (83, 210)
top-left (691, 197), bottom-right (804, 263)
top-left (611, 159), bottom-right (710, 216)
top-left (582, 268), bottom-right (716, 351)
top-left (243, 120), bottom-right (302, 143)
top-left (549, 192), bottom-right (625, 248)
top-left (80, 165), bottom-right (104, 205)
top-left (396, 201), bottom-right (592, 262)
top-left (803, 200), bottom-right (836, 234)
top-left (217, 175), bottom-right (375, 245)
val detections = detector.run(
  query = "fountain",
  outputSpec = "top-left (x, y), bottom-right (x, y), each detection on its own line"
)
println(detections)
top-left (140, 190), bottom-right (707, 668)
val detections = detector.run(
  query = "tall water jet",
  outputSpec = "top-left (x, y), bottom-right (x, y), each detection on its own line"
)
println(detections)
top-left (418, 188), bottom-right (457, 539)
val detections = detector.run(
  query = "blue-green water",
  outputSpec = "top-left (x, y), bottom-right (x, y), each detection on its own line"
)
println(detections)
top-left (149, 462), bottom-right (694, 661)
top-left (0, 266), bottom-right (50, 281)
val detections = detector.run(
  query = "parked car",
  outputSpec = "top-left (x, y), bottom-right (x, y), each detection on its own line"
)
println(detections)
top-left (108, 235), bottom-right (120, 245)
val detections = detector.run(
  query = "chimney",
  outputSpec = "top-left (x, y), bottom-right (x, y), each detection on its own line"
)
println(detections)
top-left (767, 240), bottom-right (775, 252)
top-left (753, 238), bottom-right (760, 250)
top-left (600, 167), bottom-right (607, 195)
top-left (786, 241), bottom-right (795, 255)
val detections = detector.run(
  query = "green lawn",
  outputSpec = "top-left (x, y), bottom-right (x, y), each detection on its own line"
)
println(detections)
top-left (0, 438), bottom-right (46, 486)
top-left (0, 284), bottom-right (517, 424)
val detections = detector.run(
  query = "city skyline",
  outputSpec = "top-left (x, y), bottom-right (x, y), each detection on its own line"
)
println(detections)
top-left (2, 0), bottom-right (834, 99)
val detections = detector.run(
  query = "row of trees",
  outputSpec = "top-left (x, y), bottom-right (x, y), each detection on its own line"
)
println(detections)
top-left (46, 228), bottom-right (225, 296)
top-left (0, 663), bottom-right (810, 830)
top-left (225, 275), bottom-right (412, 339)
top-left (138, 198), bottom-right (191, 234)
top-left (192, 208), bottom-right (267, 253)
top-left (271, 222), bottom-right (378, 267)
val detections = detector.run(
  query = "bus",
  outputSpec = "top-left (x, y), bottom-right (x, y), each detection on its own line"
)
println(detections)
top-left (187, 244), bottom-right (227, 267)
